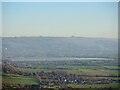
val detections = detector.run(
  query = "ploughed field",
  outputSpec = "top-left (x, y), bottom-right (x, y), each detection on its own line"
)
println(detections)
top-left (2, 59), bottom-right (119, 89)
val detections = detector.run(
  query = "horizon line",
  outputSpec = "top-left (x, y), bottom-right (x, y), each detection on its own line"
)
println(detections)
top-left (1, 36), bottom-right (118, 39)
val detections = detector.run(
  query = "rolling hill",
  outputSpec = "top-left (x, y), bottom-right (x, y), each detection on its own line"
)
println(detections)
top-left (2, 37), bottom-right (118, 60)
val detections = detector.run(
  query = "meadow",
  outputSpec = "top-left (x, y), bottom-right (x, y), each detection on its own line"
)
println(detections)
top-left (3, 74), bottom-right (39, 85)
top-left (19, 65), bottom-right (119, 76)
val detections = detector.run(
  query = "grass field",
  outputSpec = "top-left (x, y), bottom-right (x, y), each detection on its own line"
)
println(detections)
top-left (3, 74), bottom-right (39, 85)
top-left (19, 65), bottom-right (118, 76)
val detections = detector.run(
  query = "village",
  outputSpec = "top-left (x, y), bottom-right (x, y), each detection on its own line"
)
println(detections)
top-left (2, 59), bottom-right (119, 89)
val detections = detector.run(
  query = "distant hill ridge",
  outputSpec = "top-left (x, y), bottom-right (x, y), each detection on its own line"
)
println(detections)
top-left (2, 37), bottom-right (118, 59)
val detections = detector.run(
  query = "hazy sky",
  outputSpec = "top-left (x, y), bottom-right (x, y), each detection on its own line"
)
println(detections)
top-left (2, 2), bottom-right (118, 38)
top-left (0, 3), bottom-right (2, 37)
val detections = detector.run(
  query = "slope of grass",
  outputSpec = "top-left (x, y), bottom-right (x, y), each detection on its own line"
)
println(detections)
top-left (3, 74), bottom-right (39, 85)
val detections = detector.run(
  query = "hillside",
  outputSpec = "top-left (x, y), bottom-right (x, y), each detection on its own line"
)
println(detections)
top-left (2, 37), bottom-right (118, 60)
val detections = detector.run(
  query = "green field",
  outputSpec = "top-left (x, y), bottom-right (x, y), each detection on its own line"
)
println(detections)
top-left (19, 65), bottom-right (118, 76)
top-left (3, 74), bottom-right (39, 85)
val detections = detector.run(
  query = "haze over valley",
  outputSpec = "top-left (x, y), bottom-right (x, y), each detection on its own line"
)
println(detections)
top-left (2, 37), bottom-right (118, 61)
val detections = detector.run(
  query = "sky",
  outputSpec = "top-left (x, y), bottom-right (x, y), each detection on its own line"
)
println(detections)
top-left (2, 2), bottom-right (118, 38)
top-left (0, 2), bottom-right (2, 37)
